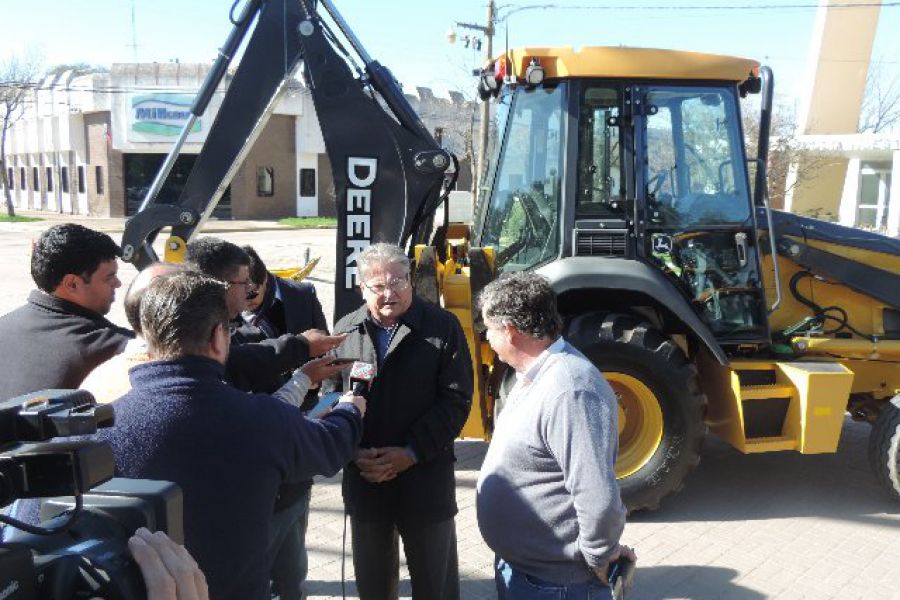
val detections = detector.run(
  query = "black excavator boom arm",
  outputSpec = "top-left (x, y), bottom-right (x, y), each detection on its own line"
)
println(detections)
top-left (121, 0), bottom-right (452, 318)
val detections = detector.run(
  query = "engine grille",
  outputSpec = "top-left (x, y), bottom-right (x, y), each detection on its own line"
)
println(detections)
top-left (574, 230), bottom-right (627, 256)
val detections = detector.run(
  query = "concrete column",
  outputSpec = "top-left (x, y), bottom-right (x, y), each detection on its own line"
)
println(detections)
top-left (838, 157), bottom-right (861, 227)
top-left (888, 149), bottom-right (900, 237)
top-left (296, 152), bottom-right (318, 217)
top-left (783, 159), bottom-right (800, 213)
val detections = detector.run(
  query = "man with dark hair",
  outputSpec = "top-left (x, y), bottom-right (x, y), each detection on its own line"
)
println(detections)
top-left (0, 223), bottom-right (132, 398)
top-left (476, 272), bottom-right (633, 600)
top-left (98, 271), bottom-right (366, 600)
top-left (185, 237), bottom-right (346, 393)
top-left (240, 244), bottom-right (328, 339)
top-left (238, 245), bottom-right (329, 600)
top-left (324, 242), bottom-right (473, 600)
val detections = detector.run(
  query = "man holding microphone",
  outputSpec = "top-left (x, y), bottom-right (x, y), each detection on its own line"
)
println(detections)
top-left (324, 243), bottom-right (473, 600)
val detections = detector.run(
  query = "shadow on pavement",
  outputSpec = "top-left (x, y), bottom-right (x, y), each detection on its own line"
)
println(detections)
top-left (454, 420), bottom-right (899, 527)
top-left (631, 565), bottom-right (766, 600)
top-left (631, 418), bottom-right (900, 526)
top-left (303, 578), bottom-right (495, 599)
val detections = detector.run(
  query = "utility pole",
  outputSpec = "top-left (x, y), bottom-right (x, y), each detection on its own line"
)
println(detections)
top-left (129, 0), bottom-right (139, 62)
top-left (477, 1), bottom-right (494, 201)
top-left (450, 1), bottom-right (494, 201)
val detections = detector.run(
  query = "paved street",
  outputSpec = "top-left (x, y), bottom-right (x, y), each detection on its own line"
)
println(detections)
top-left (2, 217), bottom-right (899, 599)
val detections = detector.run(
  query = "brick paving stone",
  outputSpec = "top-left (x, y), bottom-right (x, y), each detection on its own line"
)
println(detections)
top-left (301, 425), bottom-right (900, 600)
top-left (4, 227), bottom-right (897, 599)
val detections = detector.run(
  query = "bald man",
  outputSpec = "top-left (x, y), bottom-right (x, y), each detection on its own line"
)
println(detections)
top-left (81, 262), bottom-right (184, 403)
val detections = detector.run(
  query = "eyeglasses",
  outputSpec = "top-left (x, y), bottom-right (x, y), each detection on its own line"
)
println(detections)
top-left (362, 276), bottom-right (410, 295)
top-left (227, 280), bottom-right (260, 300)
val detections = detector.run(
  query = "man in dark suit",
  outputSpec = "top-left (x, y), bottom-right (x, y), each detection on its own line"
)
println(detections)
top-left (239, 244), bottom-right (332, 600)
top-left (0, 223), bottom-right (132, 399)
top-left (184, 237), bottom-right (345, 394)
top-left (240, 245), bottom-right (328, 339)
top-left (324, 242), bottom-right (473, 600)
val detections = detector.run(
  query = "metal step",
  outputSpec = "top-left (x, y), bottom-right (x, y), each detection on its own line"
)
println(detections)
top-left (743, 436), bottom-right (797, 453)
top-left (740, 384), bottom-right (795, 401)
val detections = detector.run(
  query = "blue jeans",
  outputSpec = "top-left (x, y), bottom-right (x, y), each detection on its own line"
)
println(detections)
top-left (268, 489), bottom-right (311, 600)
top-left (495, 558), bottom-right (612, 600)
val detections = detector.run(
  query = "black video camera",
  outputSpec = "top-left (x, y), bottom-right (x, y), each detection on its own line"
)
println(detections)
top-left (0, 389), bottom-right (183, 599)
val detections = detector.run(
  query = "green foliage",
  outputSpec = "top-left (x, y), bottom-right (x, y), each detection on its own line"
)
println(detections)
top-left (277, 217), bottom-right (337, 228)
top-left (0, 214), bottom-right (42, 222)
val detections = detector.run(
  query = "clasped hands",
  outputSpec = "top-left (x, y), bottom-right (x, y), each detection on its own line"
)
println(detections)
top-left (355, 446), bottom-right (415, 483)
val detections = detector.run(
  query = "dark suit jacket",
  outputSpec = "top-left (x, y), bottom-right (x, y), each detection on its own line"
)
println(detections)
top-left (236, 274), bottom-right (328, 340)
top-left (0, 290), bottom-right (133, 399)
top-left (275, 276), bottom-right (328, 334)
top-left (323, 296), bottom-right (473, 523)
top-left (229, 274), bottom-right (327, 395)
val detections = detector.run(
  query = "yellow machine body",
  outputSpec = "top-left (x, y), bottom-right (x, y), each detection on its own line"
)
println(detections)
top-left (499, 46), bottom-right (759, 83)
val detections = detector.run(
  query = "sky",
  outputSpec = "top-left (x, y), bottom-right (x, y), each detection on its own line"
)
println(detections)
top-left (1, 0), bottom-right (899, 109)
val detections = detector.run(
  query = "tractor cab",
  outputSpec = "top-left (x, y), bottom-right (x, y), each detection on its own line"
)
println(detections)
top-left (474, 47), bottom-right (770, 348)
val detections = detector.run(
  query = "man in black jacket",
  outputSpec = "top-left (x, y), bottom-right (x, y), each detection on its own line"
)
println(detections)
top-left (0, 223), bottom-right (132, 399)
top-left (240, 244), bottom-right (328, 339)
top-left (324, 243), bottom-right (473, 600)
top-left (239, 245), bottom-right (330, 600)
top-left (186, 238), bottom-right (347, 600)
top-left (185, 237), bottom-right (346, 393)
top-left (99, 271), bottom-right (365, 600)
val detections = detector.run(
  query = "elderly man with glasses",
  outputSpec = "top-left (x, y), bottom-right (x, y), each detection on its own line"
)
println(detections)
top-left (322, 242), bottom-right (473, 600)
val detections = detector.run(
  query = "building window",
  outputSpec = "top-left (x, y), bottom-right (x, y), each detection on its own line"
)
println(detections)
top-left (46, 167), bottom-right (53, 192)
top-left (20, 167), bottom-right (26, 189)
top-left (257, 166), bottom-right (274, 197)
top-left (6, 168), bottom-right (12, 190)
top-left (857, 167), bottom-right (892, 231)
top-left (299, 168), bottom-right (316, 197)
top-left (77, 166), bottom-right (86, 194)
top-left (33, 167), bottom-right (39, 191)
top-left (60, 166), bottom-right (70, 194)
top-left (95, 166), bottom-right (104, 195)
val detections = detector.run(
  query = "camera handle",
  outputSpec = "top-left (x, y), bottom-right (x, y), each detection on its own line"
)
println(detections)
top-left (0, 494), bottom-right (83, 536)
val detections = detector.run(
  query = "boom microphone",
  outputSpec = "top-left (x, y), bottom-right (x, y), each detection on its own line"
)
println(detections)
top-left (349, 361), bottom-right (375, 396)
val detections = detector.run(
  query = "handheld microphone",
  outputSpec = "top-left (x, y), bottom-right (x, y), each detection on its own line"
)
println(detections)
top-left (349, 361), bottom-right (375, 396)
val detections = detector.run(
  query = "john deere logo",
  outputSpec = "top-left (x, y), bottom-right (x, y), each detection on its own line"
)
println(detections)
top-left (131, 94), bottom-right (200, 136)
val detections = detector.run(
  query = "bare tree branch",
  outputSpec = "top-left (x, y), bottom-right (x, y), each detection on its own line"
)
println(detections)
top-left (860, 60), bottom-right (900, 134)
top-left (743, 99), bottom-right (835, 217)
top-left (1, 49), bottom-right (43, 217)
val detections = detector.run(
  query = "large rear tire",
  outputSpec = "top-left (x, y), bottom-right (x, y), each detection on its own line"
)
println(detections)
top-left (868, 395), bottom-right (900, 502)
top-left (567, 313), bottom-right (707, 512)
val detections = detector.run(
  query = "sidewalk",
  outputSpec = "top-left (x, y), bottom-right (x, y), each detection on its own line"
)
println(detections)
top-left (4, 209), bottom-right (305, 234)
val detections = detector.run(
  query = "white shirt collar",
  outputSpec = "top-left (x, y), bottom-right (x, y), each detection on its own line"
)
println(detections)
top-left (516, 336), bottom-right (566, 385)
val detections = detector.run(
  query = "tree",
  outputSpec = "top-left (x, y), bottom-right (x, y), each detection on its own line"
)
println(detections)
top-left (0, 50), bottom-right (42, 217)
top-left (742, 98), bottom-right (834, 215)
top-left (859, 61), bottom-right (900, 134)
top-left (44, 62), bottom-right (107, 77)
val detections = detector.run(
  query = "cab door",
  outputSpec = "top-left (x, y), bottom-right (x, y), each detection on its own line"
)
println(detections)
top-left (637, 84), bottom-right (769, 343)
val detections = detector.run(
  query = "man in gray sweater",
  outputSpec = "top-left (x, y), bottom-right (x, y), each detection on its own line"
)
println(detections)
top-left (476, 272), bottom-right (635, 599)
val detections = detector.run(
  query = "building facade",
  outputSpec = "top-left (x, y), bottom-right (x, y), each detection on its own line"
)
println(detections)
top-left (4, 62), bottom-right (476, 221)
top-left (784, 0), bottom-right (898, 237)
top-left (5, 62), bottom-right (333, 219)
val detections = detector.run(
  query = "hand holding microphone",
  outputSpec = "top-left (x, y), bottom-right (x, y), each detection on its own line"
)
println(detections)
top-left (335, 361), bottom-right (375, 418)
top-left (348, 361), bottom-right (375, 396)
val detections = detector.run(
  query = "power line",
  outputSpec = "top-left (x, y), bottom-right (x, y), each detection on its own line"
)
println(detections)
top-left (515, 1), bottom-right (898, 10)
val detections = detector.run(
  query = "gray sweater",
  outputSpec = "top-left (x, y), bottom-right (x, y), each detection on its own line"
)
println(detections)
top-left (476, 338), bottom-right (626, 584)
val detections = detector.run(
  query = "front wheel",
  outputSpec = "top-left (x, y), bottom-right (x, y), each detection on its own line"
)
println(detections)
top-left (567, 313), bottom-right (708, 512)
top-left (868, 395), bottom-right (900, 502)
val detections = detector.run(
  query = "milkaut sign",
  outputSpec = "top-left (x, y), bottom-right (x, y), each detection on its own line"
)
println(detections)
top-left (128, 94), bottom-right (203, 142)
